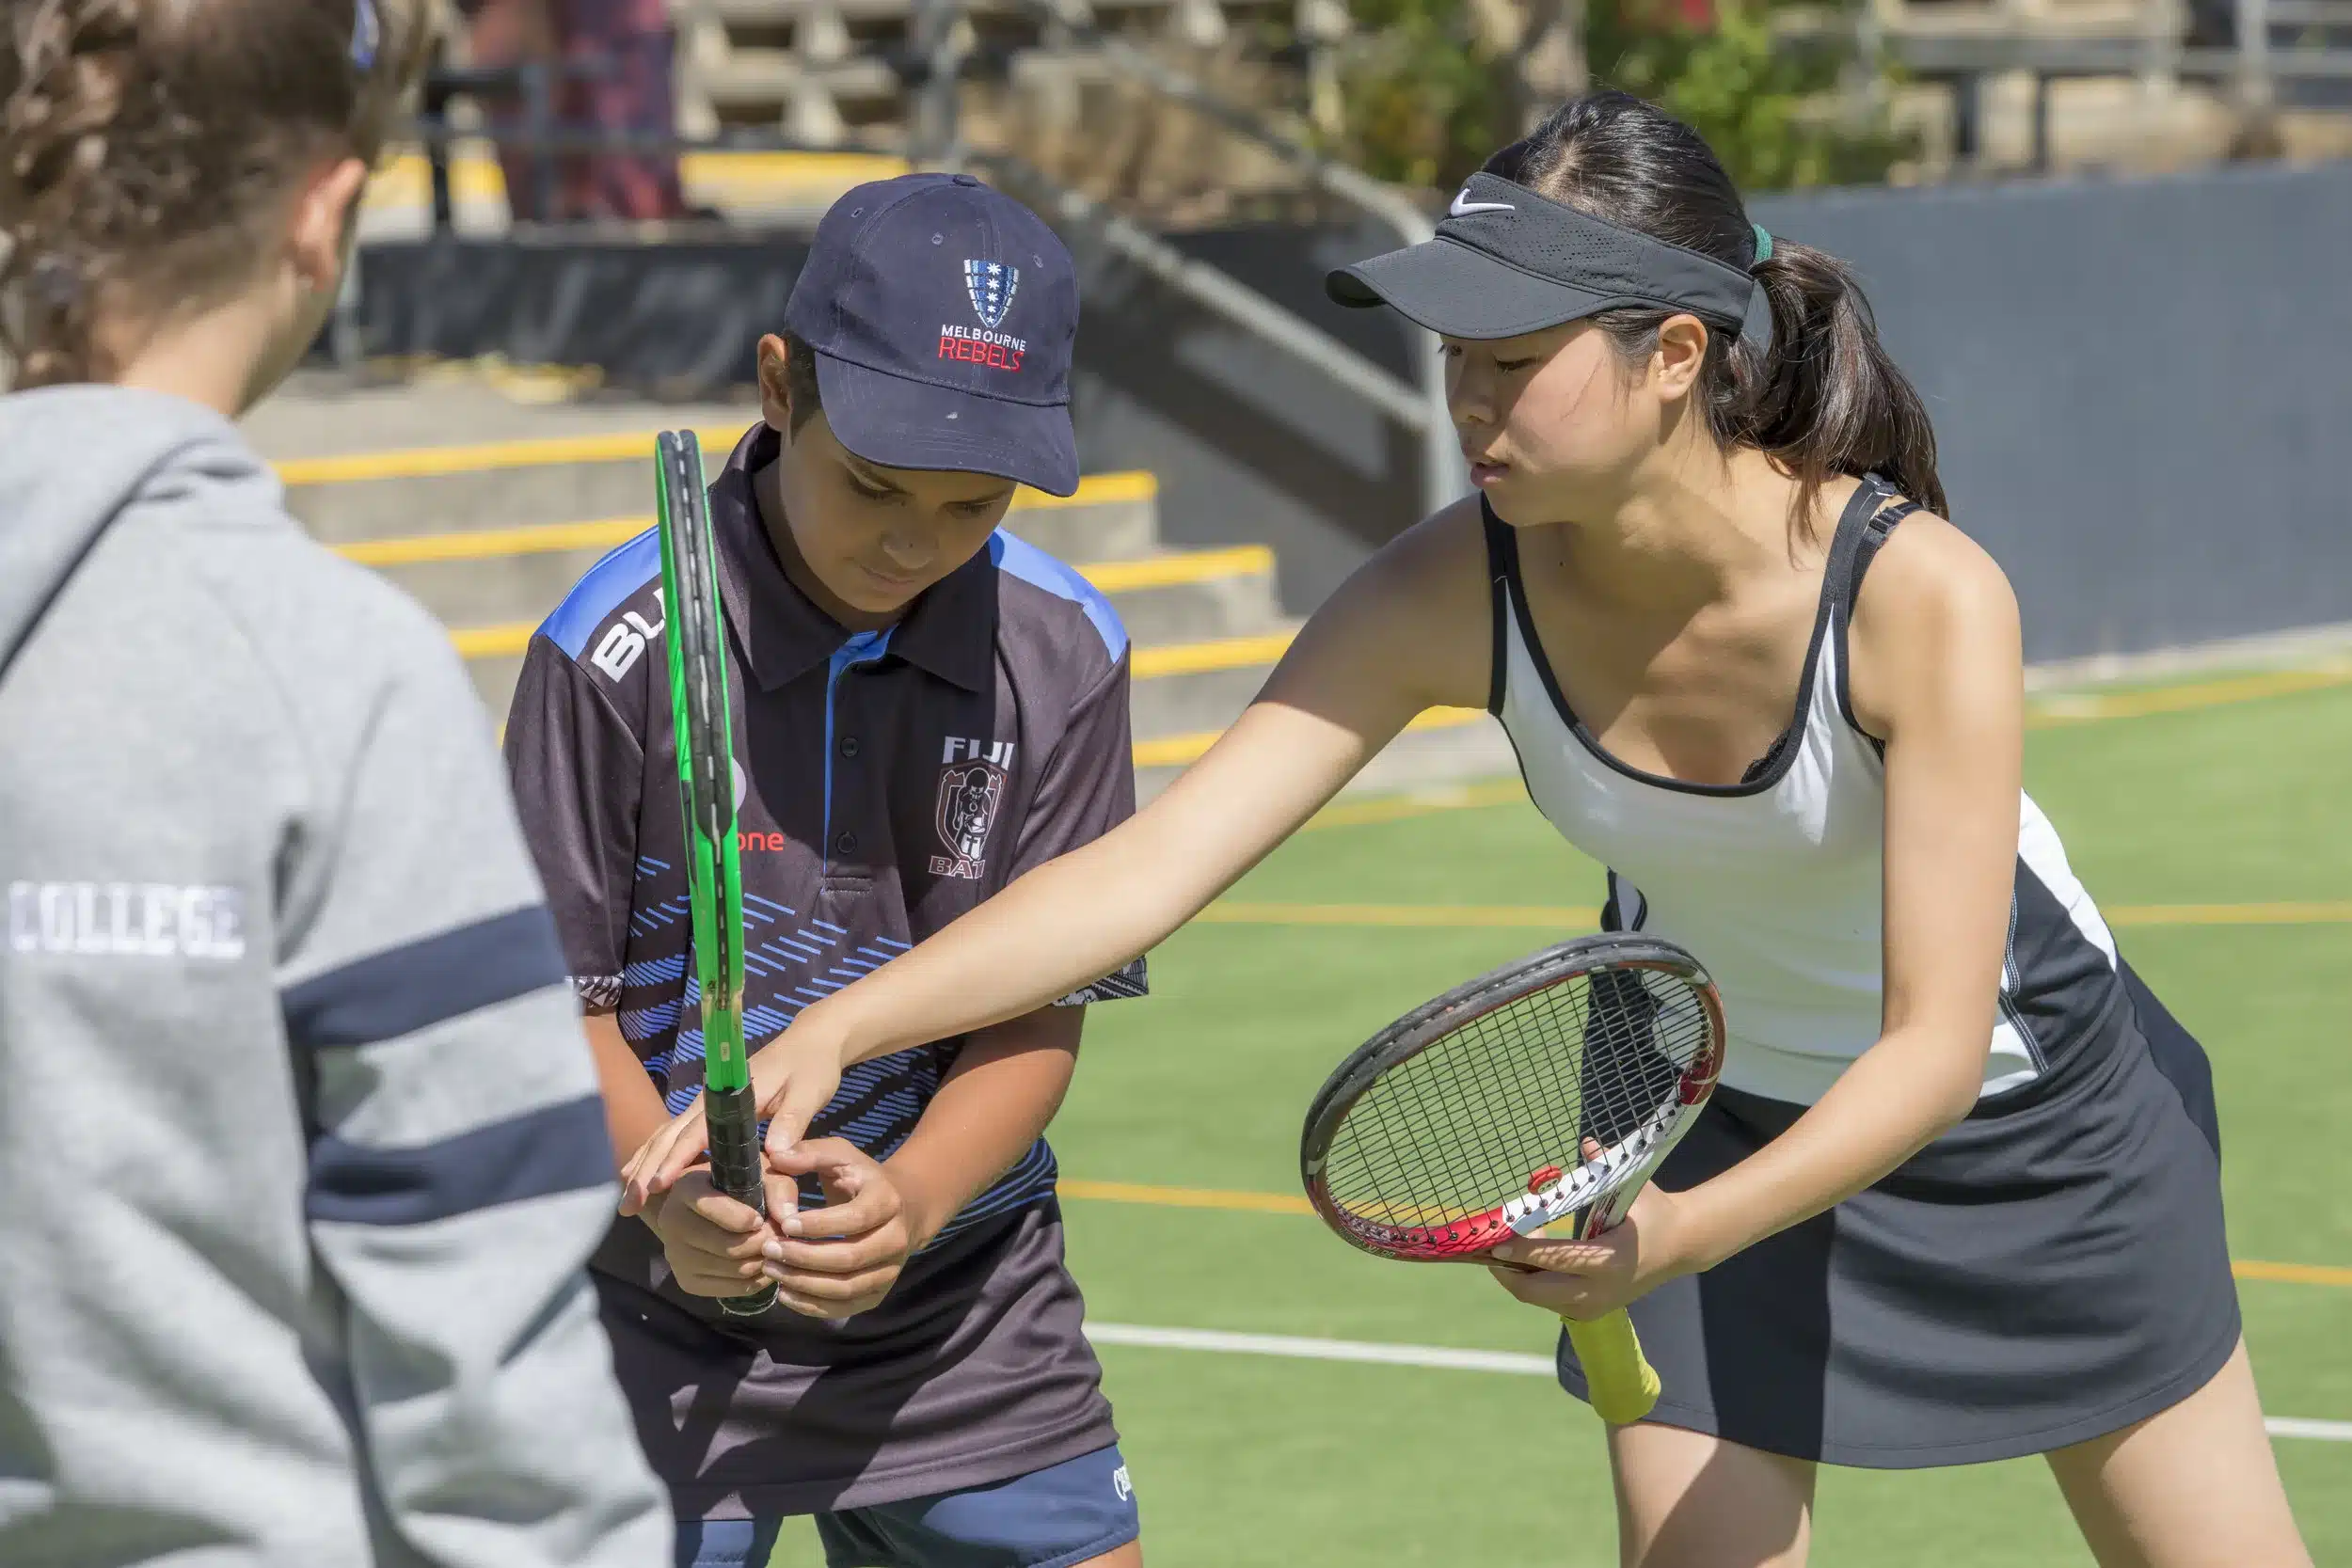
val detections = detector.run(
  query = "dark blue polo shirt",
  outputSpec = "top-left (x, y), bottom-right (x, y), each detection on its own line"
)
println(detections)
top-left (502, 420), bottom-right (1144, 1517)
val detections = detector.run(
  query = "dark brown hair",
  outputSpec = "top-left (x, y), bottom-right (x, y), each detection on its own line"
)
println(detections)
top-left (1486, 90), bottom-right (1946, 528)
top-left (1, 0), bottom-right (426, 387)
top-left (780, 332), bottom-right (824, 436)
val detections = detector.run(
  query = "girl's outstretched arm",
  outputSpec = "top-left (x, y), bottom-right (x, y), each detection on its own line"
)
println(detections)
top-left (622, 502), bottom-right (1493, 1209)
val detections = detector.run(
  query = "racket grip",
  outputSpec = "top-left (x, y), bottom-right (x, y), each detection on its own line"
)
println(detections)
top-left (1563, 1308), bottom-right (1661, 1425)
top-left (703, 1084), bottom-right (778, 1318)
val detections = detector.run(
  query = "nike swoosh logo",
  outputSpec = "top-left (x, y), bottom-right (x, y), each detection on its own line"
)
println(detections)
top-left (1449, 190), bottom-right (1517, 217)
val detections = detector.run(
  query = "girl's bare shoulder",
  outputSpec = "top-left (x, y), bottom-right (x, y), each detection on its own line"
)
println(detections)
top-left (1330, 497), bottom-right (1496, 703)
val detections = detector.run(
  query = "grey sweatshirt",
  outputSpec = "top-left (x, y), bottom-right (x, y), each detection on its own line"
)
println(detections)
top-left (0, 387), bottom-right (671, 1567)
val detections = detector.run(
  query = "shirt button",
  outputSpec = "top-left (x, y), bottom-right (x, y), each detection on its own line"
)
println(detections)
top-left (835, 832), bottom-right (858, 855)
top-left (838, 736), bottom-right (861, 759)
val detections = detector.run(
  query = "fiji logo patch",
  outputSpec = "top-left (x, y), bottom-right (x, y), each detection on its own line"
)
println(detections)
top-left (963, 260), bottom-right (1019, 330)
top-left (930, 736), bottom-right (1015, 880)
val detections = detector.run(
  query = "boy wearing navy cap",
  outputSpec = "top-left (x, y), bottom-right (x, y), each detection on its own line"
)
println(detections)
top-left (503, 174), bottom-right (1147, 1568)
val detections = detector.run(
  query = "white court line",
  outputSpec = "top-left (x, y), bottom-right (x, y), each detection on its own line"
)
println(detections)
top-left (1089, 1322), bottom-right (1555, 1376)
top-left (2266, 1418), bottom-right (2352, 1443)
top-left (1084, 1323), bottom-right (2352, 1444)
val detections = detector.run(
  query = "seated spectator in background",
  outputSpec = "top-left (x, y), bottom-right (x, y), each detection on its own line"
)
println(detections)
top-left (466, 0), bottom-right (690, 222)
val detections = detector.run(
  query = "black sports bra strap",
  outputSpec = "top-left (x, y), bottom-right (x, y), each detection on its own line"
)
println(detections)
top-left (1820, 476), bottom-right (1892, 615)
top-left (1832, 476), bottom-right (1917, 641)
top-left (1481, 497), bottom-right (1520, 719)
top-left (1829, 475), bottom-right (1919, 752)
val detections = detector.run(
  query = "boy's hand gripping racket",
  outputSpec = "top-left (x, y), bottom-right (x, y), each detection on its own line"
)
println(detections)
top-left (656, 430), bottom-right (776, 1318)
top-left (1299, 934), bottom-right (1725, 1424)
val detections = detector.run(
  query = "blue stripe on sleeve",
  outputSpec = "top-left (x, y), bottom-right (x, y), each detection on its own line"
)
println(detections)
top-left (988, 531), bottom-right (1129, 661)
top-left (282, 907), bottom-right (569, 1051)
top-left (537, 529), bottom-right (662, 659)
top-left (307, 1095), bottom-right (614, 1226)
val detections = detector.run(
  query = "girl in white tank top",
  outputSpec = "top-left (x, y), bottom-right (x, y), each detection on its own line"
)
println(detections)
top-left (1486, 480), bottom-right (2120, 1108)
top-left (628, 92), bottom-right (2312, 1568)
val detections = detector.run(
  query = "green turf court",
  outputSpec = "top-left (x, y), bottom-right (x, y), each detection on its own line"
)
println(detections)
top-left (770, 675), bottom-right (2352, 1566)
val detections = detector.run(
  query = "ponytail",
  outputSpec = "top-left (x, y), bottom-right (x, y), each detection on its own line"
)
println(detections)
top-left (1739, 240), bottom-right (1945, 521)
top-left (1489, 91), bottom-right (1947, 534)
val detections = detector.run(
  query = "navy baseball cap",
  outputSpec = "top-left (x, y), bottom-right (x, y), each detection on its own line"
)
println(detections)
top-left (784, 172), bottom-right (1081, 497)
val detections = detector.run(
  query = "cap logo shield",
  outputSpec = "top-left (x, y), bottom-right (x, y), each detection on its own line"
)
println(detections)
top-left (963, 260), bottom-right (1019, 330)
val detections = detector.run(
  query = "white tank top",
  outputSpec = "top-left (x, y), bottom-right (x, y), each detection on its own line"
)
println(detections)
top-left (1486, 481), bottom-right (2126, 1106)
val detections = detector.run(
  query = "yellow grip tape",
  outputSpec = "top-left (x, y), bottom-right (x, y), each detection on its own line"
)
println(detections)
top-left (1563, 1308), bottom-right (1662, 1426)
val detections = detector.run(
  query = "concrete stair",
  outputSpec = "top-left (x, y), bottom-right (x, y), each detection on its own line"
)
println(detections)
top-left (256, 387), bottom-right (1513, 801)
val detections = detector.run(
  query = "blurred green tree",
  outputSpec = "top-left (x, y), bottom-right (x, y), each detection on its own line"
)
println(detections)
top-left (1320, 0), bottom-right (1521, 192)
top-left (1323, 0), bottom-right (1915, 193)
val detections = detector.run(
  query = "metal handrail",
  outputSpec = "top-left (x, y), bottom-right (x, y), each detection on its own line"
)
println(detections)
top-left (407, 45), bottom-right (1465, 519)
top-left (1003, 0), bottom-right (1465, 516)
top-left (388, 117), bottom-right (1437, 425)
top-left (967, 149), bottom-right (1428, 426)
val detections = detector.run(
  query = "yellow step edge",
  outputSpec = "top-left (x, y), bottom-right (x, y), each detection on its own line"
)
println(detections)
top-left (278, 428), bottom-right (747, 487)
top-left (367, 149), bottom-right (910, 212)
top-left (276, 417), bottom-right (1159, 511)
top-left (1075, 545), bottom-right (1273, 594)
top-left (1133, 708), bottom-right (1488, 770)
top-left (1129, 631), bottom-right (1296, 680)
top-left (344, 516), bottom-right (1267, 590)
top-left (451, 624), bottom-right (537, 661)
top-left (479, 702), bottom-right (1489, 768)
top-left (451, 623), bottom-right (1300, 673)
top-left (341, 517), bottom-right (649, 568)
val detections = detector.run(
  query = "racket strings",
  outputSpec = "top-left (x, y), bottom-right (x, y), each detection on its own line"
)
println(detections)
top-left (1319, 967), bottom-right (1713, 1234)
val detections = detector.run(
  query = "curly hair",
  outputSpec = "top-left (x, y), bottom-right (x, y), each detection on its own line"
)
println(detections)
top-left (1, 0), bottom-right (427, 387)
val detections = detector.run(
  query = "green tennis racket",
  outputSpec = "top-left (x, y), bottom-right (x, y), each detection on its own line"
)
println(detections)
top-left (655, 430), bottom-right (775, 1318)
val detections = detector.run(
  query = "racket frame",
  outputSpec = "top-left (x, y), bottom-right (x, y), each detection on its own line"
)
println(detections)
top-left (1298, 933), bottom-right (1726, 1265)
top-left (655, 429), bottom-right (776, 1318)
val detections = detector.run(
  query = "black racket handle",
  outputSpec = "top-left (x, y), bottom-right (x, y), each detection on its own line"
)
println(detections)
top-left (705, 1084), bottom-right (778, 1317)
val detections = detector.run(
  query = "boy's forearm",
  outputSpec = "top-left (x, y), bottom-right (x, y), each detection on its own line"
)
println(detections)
top-left (883, 1006), bottom-right (1084, 1246)
top-left (586, 1011), bottom-right (674, 1176)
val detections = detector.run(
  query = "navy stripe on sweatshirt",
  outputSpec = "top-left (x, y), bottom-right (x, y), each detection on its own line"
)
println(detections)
top-left (307, 1095), bottom-right (615, 1226)
top-left (283, 906), bottom-right (570, 1051)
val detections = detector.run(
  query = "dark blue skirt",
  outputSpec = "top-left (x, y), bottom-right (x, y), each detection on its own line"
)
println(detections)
top-left (1556, 960), bottom-right (2243, 1467)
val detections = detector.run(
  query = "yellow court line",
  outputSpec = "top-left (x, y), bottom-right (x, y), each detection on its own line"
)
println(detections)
top-left (2234, 1259), bottom-right (2352, 1287)
top-left (1188, 899), bottom-right (2352, 931)
top-left (1131, 706), bottom-right (1487, 770)
top-left (1299, 780), bottom-right (1529, 833)
top-left (2106, 901), bottom-right (2352, 927)
top-left (1055, 1180), bottom-right (2352, 1288)
top-left (1153, 666), bottom-right (2352, 816)
top-left (2027, 663), bottom-right (2352, 725)
top-left (1060, 1179), bottom-right (1314, 1215)
top-left (1196, 902), bottom-right (1597, 929)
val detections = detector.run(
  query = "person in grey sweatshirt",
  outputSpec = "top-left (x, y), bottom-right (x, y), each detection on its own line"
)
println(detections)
top-left (0, 2), bottom-right (671, 1565)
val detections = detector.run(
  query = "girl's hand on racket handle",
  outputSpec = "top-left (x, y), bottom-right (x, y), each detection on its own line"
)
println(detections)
top-left (756, 1138), bottom-right (914, 1319)
top-left (619, 1023), bottom-right (848, 1215)
top-left (1486, 1181), bottom-right (1701, 1321)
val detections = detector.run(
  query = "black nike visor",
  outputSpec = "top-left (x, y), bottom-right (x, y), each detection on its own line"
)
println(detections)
top-left (1327, 171), bottom-right (1773, 350)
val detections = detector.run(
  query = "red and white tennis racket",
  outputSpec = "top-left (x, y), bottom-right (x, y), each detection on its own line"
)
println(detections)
top-left (1299, 933), bottom-right (1726, 1423)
